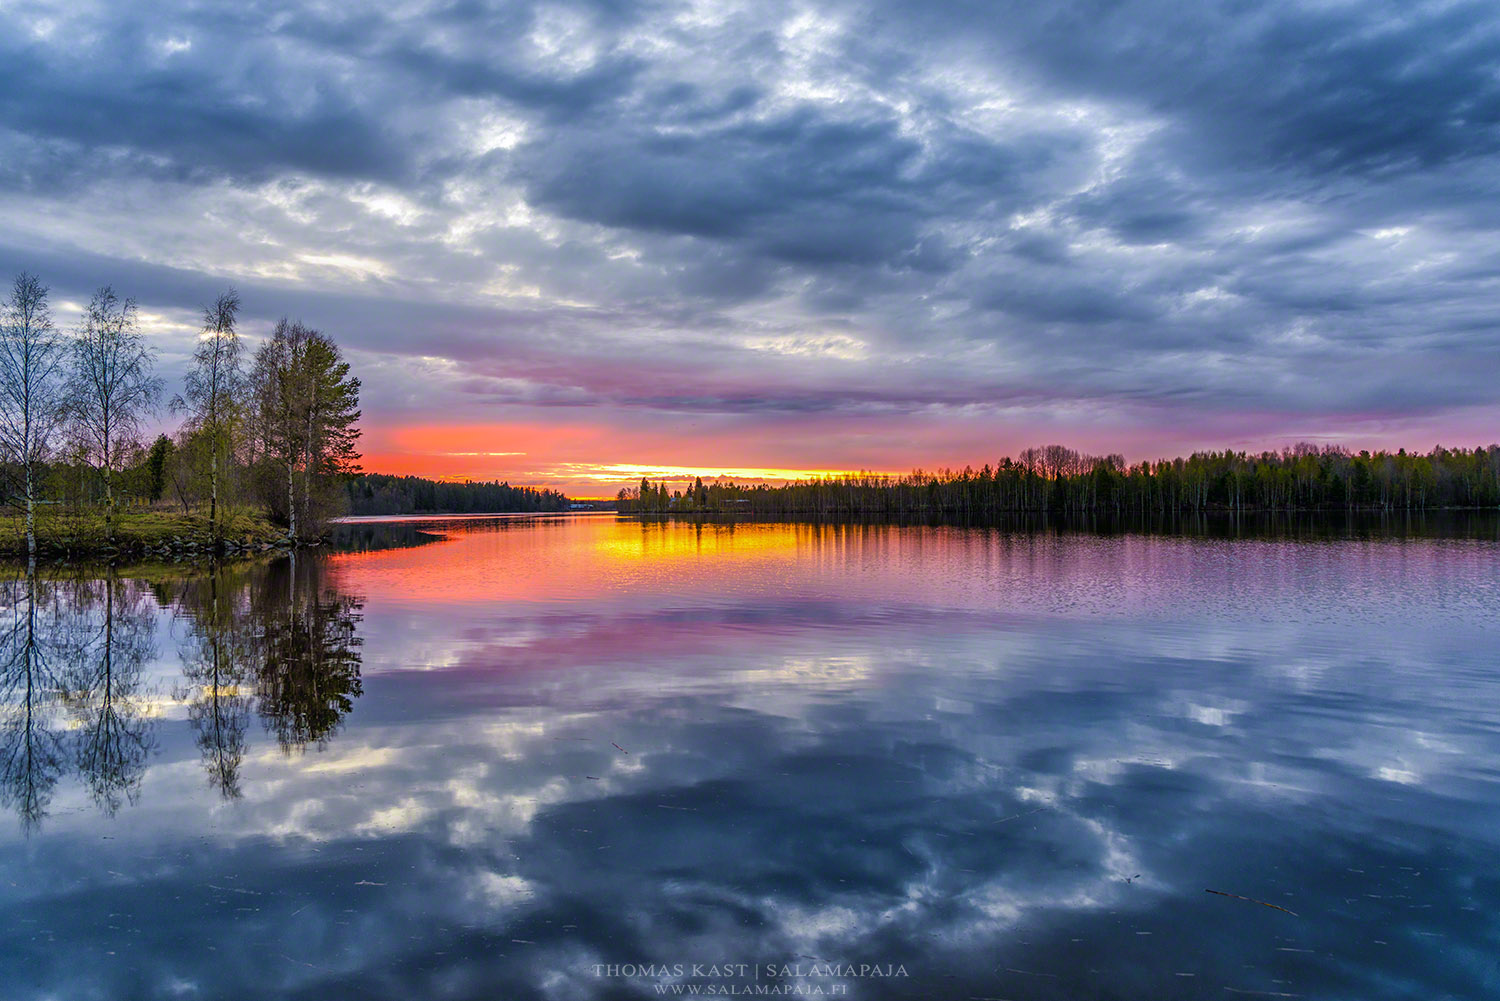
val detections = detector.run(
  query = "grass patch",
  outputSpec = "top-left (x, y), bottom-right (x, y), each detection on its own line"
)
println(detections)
top-left (0, 507), bottom-right (287, 557)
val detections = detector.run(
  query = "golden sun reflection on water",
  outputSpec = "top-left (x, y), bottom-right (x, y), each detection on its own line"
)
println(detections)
top-left (326, 517), bottom-right (839, 605)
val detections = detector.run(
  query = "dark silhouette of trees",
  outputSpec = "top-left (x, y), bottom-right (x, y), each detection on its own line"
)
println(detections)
top-left (618, 443), bottom-right (1500, 517)
top-left (145, 433), bottom-right (173, 504)
top-left (343, 473), bottom-right (568, 514)
top-left (620, 477), bottom-right (671, 513)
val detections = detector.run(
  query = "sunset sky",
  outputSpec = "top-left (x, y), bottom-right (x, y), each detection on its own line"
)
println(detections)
top-left (3, 0), bottom-right (1499, 495)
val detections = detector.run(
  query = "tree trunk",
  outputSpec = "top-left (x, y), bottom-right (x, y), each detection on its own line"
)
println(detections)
top-left (287, 459), bottom-right (298, 543)
top-left (24, 459), bottom-right (35, 563)
top-left (103, 461), bottom-right (114, 546)
top-left (210, 447), bottom-right (219, 550)
top-left (302, 406), bottom-right (316, 540)
top-left (104, 577), bottom-right (115, 704)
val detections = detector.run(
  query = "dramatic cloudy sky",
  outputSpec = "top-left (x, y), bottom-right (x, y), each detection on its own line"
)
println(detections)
top-left (2, 0), bottom-right (1498, 492)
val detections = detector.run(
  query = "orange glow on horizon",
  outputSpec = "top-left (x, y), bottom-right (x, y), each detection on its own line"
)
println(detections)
top-left (358, 452), bottom-right (883, 493)
top-left (354, 408), bottom-right (1500, 499)
top-left (358, 420), bottom-right (901, 496)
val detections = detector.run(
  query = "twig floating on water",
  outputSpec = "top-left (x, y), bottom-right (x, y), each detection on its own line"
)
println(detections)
top-left (612, 742), bottom-right (630, 754)
top-left (279, 953), bottom-right (335, 974)
top-left (1205, 889), bottom-right (1299, 916)
top-left (993, 807), bottom-right (1047, 825)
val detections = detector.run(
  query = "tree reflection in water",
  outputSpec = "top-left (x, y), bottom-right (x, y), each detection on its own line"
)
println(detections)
top-left (175, 552), bottom-right (363, 799)
top-left (0, 553), bottom-right (363, 828)
top-left (0, 569), bottom-right (67, 831)
top-left (174, 566), bottom-right (256, 800)
top-left (251, 552), bottom-right (363, 753)
top-left (0, 569), bottom-right (157, 827)
top-left (58, 572), bottom-right (158, 816)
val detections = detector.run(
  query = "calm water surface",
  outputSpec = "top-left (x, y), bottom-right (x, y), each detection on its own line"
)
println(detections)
top-left (3, 515), bottom-right (1500, 999)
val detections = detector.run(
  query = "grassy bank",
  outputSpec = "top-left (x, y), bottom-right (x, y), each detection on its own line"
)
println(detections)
top-left (1, 508), bottom-right (289, 560)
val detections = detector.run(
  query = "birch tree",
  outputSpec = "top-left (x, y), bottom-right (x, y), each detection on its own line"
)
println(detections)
top-left (172, 289), bottom-right (242, 547)
top-left (0, 273), bottom-right (66, 563)
top-left (70, 287), bottom-right (160, 545)
top-left (252, 318), bottom-right (309, 542)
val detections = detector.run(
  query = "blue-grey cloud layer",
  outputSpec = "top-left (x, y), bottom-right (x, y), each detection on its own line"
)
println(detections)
top-left (2, 0), bottom-right (1498, 445)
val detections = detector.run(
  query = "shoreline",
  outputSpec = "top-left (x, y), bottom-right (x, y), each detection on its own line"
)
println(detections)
top-left (11, 505), bottom-right (1499, 570)
top-left (1, 509), bottom-right (294, 563)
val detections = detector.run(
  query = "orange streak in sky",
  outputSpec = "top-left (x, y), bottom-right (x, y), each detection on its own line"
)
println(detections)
top-left (359, 421), bottom-right (890, 494)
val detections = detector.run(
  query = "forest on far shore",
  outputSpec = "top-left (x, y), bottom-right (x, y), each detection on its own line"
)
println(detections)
top-left (619, 442), bottom-right (1500, 516)
top-left (343, 473), bottom-right (568, 515)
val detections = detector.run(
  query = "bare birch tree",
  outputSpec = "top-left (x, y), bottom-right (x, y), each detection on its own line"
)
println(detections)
top-left (252, 318), bottom-right (309, 542)
top-left (0, 273), bottom-right (66, 563)
top-left (69, 287), bottom-right (160, 545)
top-left (172, 289), bottom-right (242, 548)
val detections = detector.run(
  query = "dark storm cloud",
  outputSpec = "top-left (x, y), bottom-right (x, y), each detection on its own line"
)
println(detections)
top-left (883, 0), bottom-right (1500, 179)
top-left (0, 0), bottom-right (1497, 440)
top-left (514, 106), bottom-right (1070, 271)
top-left (0, 16), bottom-right (403, 188)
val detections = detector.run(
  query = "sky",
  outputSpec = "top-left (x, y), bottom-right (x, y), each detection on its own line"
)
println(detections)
top-left (2, 0), bottom-right (1499, 495)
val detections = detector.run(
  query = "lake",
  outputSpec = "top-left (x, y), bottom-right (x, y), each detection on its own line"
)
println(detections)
top-left (3, 514), bottom-right (1499, 999)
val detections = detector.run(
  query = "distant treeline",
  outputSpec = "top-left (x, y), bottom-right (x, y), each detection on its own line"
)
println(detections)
top-left (344, 473), bottom-right (568, 515)
top-left (618, 443), bottom-right (1500, 516)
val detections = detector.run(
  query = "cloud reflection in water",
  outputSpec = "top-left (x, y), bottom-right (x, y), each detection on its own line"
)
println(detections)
top-left (2, 517), bottom-right (1498, 999)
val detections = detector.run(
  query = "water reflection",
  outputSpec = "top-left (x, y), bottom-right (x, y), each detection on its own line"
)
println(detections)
top-left (249, 554), bottom-right (364, 754)
top-left (0, 570), bottom-right (66, 830)
top-left (174, 567), bottom-right (257, 799)
top-left (57, 573), bottom-right (157, 816)
top-left (0, 554), bottom-right (364, 823)
top-left (1, 517), bottom-right (1498, 1000)
top-left (171, 554), bottom-right (365, 799)
top-left (1, 571), bottom-right (159, 827)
